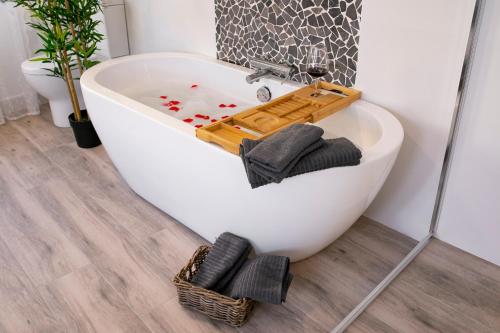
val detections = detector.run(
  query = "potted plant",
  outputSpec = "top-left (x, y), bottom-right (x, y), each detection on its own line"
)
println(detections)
top-left (14, 0), bottom-right (104, 148)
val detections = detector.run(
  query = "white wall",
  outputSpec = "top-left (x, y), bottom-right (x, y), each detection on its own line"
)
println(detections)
top-left (0, 3), bottom-right (40, 114)
top-left (0, 5), bottom-right (28, 99)
top-left (437, 0), bottom-right (500, 266)
top-left (355, 0), bottom-right (476, 240)
top-left (124, 0), bottom-right (217, 57)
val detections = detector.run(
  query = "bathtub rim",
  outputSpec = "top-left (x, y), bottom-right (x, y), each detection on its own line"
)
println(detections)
top-left (81, 52), bottom-right (404, 165)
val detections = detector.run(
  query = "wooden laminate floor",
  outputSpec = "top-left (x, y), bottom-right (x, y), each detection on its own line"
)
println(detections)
top-left (0, 105), bottom-right (499, 333)
top-left (349, 239), bottom-right (500, 333)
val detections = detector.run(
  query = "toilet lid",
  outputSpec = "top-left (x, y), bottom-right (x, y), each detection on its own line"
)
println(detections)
top-left (21, 59), bottom-right (55, 76)
top-left (22, 58), bottom-right (87, 77)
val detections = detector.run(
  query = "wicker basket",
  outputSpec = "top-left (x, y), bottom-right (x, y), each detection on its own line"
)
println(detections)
top-left (172, 245), bottom-right (255, 327)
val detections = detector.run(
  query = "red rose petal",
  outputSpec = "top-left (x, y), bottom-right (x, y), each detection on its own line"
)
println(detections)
top-left (169, 100), bottom-right (181, 105)
top-left (195, 124), bottom-right (203, 128)
top-left (161, 102), bottom-right (170, 106)
top-left (195, 114), bottom-right (210, 120)
top-left (228, 104), bottom-right (237, 108)
top-left (211, 119), bottom-right (217, 123)
top-left (169, 106), bottom-right (180, 111)
top-left (191, 84), bottom-right (198, 88)
top-left (219, 104), bottom-right (226, 108)
top-left (221, 115), bottom-right (229, 119)
top-left (160, 95), bottom-right (168, 99)
top-left (183, 118), bottom-right (193, 123)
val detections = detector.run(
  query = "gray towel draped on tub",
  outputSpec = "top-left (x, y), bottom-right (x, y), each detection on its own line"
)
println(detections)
top-left (243, 124), bottom-right (325, 183)
top-left (241, 135), bottom-right (363, 189)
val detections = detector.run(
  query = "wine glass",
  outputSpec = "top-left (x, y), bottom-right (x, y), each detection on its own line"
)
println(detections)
top-left (306, 44), bottom-right (328, 97)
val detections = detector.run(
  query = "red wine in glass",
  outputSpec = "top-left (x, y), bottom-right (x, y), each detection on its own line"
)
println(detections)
top-left (307, 67), bottom-right (328, 78)
top-left (306, 44), bottom-right (328, 97)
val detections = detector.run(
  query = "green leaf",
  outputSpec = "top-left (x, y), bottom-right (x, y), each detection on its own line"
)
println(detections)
top-left (29, 57), bottom-right (49, 62)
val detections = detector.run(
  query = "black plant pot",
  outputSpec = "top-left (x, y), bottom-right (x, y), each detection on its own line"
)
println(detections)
top-left (68, 110), bottom-right (101, 149)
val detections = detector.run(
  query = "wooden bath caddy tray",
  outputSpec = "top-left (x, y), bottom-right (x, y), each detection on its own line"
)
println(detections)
top-left (196, 82), bottom-right (361, 154)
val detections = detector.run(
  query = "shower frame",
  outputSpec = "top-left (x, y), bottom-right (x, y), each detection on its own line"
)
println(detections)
top-left (331, 0), bottom-right (485, 331)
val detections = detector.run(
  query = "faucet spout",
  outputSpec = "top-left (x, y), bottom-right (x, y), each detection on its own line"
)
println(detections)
top-left (246, 69), bottom-right (272, 84)
top-left (245, 58), bottom-right (294, 84)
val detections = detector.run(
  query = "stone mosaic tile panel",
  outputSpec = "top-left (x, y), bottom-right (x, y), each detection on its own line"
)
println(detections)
top-left (215, 0), bottom-right (362, 87)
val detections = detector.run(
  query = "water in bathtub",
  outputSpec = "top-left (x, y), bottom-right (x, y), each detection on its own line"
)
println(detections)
top-left (125, 82), bottom-right (252, 128)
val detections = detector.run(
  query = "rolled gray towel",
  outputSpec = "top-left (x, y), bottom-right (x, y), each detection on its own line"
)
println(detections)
top-left (191, 232), bottom-right (251, 290)
top-left (224, 256), bottom-right (293, 304)
top-left (245, 124), bottom-right (325, 174)
top-left (212, 246), bottom-right (251, 293)
top-left (241, 137), bottom-right (362, 189)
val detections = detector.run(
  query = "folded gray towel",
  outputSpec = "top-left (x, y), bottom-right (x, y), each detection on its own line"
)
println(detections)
top-left (224, 256), bottom-right (293, 304)
top-left (241, 137), bottom-right (362, 189)
top-left (240, 139), bottom-right (269, 188)
top-left (245, 124), bottom-right (325, 174)
top-left (191, 232), bottom-right (251, 290)
top-left (248, 138), bottom-right (325, 183)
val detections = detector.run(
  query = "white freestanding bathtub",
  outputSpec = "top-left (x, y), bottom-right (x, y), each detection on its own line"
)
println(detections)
top-left (81, 52), bottom-right (403, 261)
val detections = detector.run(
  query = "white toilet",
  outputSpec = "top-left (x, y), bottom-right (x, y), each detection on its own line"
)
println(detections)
top-left (21, 63), bottom-right (86, 127)
top-left (21, 0), bottom-right (129, 127)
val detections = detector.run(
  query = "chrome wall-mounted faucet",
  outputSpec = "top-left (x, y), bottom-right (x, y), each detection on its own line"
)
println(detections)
top-left (246, 58), bottom-right (294, 84)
